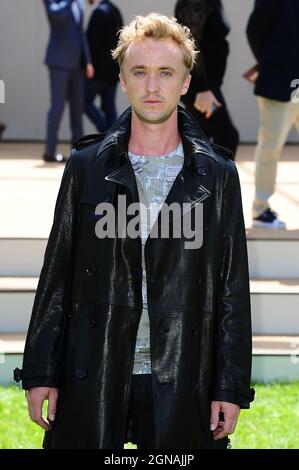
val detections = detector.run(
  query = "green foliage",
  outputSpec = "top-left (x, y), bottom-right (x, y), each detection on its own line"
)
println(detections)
top-left (1, 382), bottom-right (298, 449)
top-left (231, 382), bottom-right (299, 449)
top-left (0, 385), bottom-right (43, 449)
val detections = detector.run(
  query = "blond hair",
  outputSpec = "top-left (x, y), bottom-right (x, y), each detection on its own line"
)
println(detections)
top-left (111, 12), bottom-right (198, 73)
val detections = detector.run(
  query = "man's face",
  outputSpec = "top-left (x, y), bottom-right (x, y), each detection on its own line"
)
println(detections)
top-left (119, 38), bottom-right (191, 124)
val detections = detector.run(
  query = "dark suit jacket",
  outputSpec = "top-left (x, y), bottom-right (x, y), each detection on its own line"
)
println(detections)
top-left (87, 0), bottom-right (123, 84)
top-left (247, 0), bottom-right (299, 102)
top-left (43, 0), bottom-right (91, 69)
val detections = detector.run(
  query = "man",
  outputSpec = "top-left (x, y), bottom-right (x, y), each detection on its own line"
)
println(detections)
top-left (43, 0), bottom-right (94, 163)
top-left (175, 0), bottom-right (239, 159)
top-left (84, 0), bottom-right (123, 132)
top-left (14, 13), bottom-right (254, 449)
top-left (247, 0), bottom-right (299, 228)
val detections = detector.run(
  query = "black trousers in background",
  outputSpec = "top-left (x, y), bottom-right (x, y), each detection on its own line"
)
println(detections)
top-left (124, 374), bottom-right (156, 449)
top-left (182, 84), bottom-right (239, 160)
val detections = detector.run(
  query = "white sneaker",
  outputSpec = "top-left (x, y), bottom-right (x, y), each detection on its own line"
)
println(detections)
top-left (252, 208), bottom-right (286, 229)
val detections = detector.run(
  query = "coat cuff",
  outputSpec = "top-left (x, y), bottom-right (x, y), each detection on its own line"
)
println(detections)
top-left (212, 379), bottom-right (255, 409)
top-left (13, 365), bottom-right (60, 390)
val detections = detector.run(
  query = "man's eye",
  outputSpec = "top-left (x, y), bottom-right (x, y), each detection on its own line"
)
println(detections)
top-left (161, 71), bottom-right (172, 77)
top-left (134, 71), bottom-right (145, 76)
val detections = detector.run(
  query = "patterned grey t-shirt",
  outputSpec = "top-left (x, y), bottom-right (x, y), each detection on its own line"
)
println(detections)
top-left (128, 142), bottom-right (184, 374)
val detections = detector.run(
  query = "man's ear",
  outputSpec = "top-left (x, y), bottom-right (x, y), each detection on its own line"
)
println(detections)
top-left (181, 73), bottom-right (192, 96)
top-left (119, 72), bottom-right (127, 93)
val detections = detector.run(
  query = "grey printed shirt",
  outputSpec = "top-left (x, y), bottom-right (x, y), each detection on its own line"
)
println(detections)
top-left (128, 142), bottom-right (184, 374)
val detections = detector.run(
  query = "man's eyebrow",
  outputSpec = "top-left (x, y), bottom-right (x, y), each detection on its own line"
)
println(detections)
top-left (130, 66), bottom-right (176, 72)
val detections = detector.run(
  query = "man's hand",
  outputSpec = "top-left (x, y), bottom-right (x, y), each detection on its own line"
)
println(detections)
top-left (210, 400), bottom-right (240, 440)
top-left (86, 63), bottom-right (95, 79)
top-left (193, 91), bottom-right (222, 119)
top-left (26, 387), bottom-right (59, 431)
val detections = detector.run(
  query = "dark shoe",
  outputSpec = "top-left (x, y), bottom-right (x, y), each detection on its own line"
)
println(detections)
top-left (43, 153), bottom-right (68, 163)
top-left (253, 207), bottom-right (286, 229)
top-left (0, 122), bottom-right (6, 141)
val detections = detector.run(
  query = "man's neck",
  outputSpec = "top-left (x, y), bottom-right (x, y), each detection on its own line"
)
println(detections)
top-left (128, 109), bottom-right (181, 156)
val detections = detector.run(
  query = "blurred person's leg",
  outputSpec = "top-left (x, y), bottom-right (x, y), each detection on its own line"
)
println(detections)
top-left (68, 68), bottom-right (84, 147)
top-left (293, 104), bottom-right (299, 134)
top-left (100, 83), bottom-right (117, 129)
top-left (124, 374), bottom-right (156, 449)
top-left (84, 78), bottom-right (107, 132)
top-left (0, 121), bottom-right (6, 141)
top-left (45, 67), bottom-right (69, 157)
top-left (182, 85), bottom-right (239, 159)
top-left (252, 97), bottom-right (298, 220)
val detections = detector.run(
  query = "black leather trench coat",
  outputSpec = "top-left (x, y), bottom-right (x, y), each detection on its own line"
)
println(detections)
top-left (16, 106), bottom-right (254, 449)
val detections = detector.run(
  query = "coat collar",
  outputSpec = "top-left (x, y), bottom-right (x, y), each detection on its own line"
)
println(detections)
top-left (95, 105), bottom-right (218, 166)
top-left (81, 106), bottom-right (217, 220)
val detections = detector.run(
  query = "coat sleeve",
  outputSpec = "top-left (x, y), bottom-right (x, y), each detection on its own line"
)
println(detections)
top-left (81, 29), bottom-right (91, 67)
top-left (212, 160), bottom-right (255, 409)
top-left (15, 157), bottom-right (79, 390)
top-left (246, 0), bottom-right (281, 60)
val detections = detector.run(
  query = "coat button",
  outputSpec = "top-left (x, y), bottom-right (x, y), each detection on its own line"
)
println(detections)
top-left (76, 368), bottom-right (88, 379)
top-left (88, 318), bottom-right (96, 328)
top-left (197, 276), bottom-right (202, 284)
top-left (13, 367), bottom-right (22, 382)
top-left (192, 327), bottom-right (198, 335)
top-left (192, 381), bottom-right (199, 389)
top-left (197, 167), bottom-right (206, 176)
top-left (74, 302), bottom-right (80, 311)
top-left (85, 264), bottom-right (97, 276)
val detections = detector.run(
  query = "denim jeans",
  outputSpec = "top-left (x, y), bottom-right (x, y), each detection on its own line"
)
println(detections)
top-left (84, 78), bottom-right (117, 132)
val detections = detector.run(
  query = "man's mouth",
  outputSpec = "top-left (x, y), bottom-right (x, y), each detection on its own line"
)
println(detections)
top-left (144, 100), bottom-right (162, 104)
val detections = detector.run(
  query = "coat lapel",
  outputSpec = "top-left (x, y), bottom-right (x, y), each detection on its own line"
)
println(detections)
top-left (104, 159), bottom-right (140, 204)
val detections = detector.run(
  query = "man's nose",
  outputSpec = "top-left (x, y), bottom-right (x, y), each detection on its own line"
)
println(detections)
top-left (145, 74), bottom-right (159, 93)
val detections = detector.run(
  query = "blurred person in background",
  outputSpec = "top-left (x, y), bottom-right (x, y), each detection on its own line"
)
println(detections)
top-left (43, 0), bottom-right (94, 163)
top-left (175, 0), bottom-right (239, 159)
top-left (0, 76), bottom-right (6, 140)
top-left (0, 121), bottom-right (6, 141)
top-left (84, 0), bottom-right (123, 132)
top-left (247, 0), bottom-right (299, 228)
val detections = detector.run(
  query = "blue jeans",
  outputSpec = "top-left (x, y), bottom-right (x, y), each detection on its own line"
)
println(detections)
top-left (84, 78), bottom-right (117, 132)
